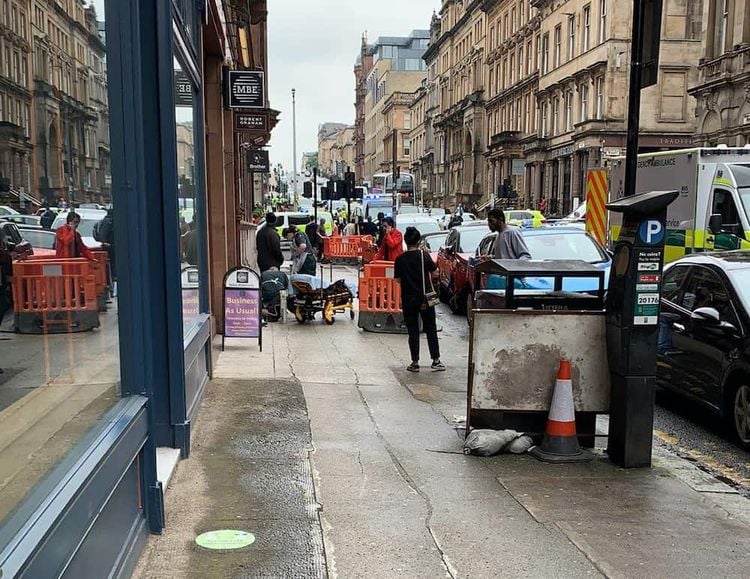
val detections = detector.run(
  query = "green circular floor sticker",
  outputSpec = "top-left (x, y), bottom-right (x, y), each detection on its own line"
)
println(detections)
top-left (195, 530), bottom-right (256, 550)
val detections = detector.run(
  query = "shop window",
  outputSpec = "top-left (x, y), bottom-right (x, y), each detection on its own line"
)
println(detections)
top-left (173, 56), bottom-right (202, 334)
top-left (0, 0), bottom-right (120, 536)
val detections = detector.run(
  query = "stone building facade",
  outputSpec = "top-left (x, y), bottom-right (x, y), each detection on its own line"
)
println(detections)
top-left (424, 1), bottom-right (489, 209)
top-left (317, 122), bottom-right (354, 178)
top-left (408, 79), bottom-right (430, 202)
top-left (689, 0), bottom-right (750, 145)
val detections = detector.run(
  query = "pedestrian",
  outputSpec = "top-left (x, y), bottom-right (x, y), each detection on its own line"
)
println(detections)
top-left (183, 217), bottom-right (200, 266)
top-left (376, 212), bottom-right (386, 247)
top-left (394, 226), bottom-right (445, 373)
top-left (317, 218), bottom-right (328, 259)
top-left (256, 212), bottom-right (285, 273)
top-left (373, 217), bottom-right (404, 262)
top-left (97, 208), bottom-right (117, 290)
top-left (179, 215), bottom-right (190, 235)
top-left (357, 216), bottom-right (364, 235)
top-left (361, 216), bottom-right (378, 238)
top-left (456, 203), bottom-right (464, 217)
top-left (55, 212), bottom-right (95, 260)
top-left (305, 216), bottom-right (319, 257)
top-left (284, 225), bottom-right (317, 275)
top-left (486, 208), bottom-right (531, 260)
top-left (40, 204), bottom-right (56, 230)
top-left (344, 220), bottom-right (357, 236)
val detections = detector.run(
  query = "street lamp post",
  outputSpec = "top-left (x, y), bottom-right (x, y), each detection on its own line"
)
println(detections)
top-left (292, 88), bottom-right (298, 206)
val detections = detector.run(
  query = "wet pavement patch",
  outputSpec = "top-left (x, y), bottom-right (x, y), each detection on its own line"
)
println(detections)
top-left (188, 378), bottom-right (327, 578)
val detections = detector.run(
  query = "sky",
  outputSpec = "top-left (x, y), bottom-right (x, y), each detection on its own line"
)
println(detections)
top-left (267, 0), bottom-right (440, 174)
top-left (90, 0), bottom-right (440, 174)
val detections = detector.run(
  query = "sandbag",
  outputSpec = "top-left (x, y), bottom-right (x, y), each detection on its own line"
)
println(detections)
top-left (463, 429), bottom-right (534, 457)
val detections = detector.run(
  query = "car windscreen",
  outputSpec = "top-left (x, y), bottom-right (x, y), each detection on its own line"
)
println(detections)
top-left (401, 220), bottom-right (440, 236)
top-left (21, 230), bottom-right (55, 249)
top-left (740, 186), bottom-right (750, 223)
top-left (399, 206), bottom-right (419, 214)
top-left (729, 270), bottom-right (750, 312)
top-left (458, 227), bottom-right (490, 253)
top-left (422, 232), bottom-right (448, 250)
top-left (289, 216), bottom-right (309, 226)
top-left (525, 232), bottom-right (607, 263)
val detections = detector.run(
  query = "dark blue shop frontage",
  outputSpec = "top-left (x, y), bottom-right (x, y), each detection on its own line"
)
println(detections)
top-left (0, 1), bottom-right (216, 576)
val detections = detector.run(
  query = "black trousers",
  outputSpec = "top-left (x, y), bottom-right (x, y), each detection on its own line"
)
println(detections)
top-left (403, 305), bottom-right (440, 363)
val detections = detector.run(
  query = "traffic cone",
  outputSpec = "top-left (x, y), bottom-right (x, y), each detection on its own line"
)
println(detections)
top-left (530, 359), bottom-right (591, 463)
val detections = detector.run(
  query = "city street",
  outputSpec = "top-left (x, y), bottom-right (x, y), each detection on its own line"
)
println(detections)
top-left (133, 265), bottom-right (750, 579)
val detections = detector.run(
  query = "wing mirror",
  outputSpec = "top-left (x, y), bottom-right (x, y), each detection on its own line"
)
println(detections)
top-left (691, 307), bottom-right (721, 324)
top-left (708, 214), bottom-right (723, 235)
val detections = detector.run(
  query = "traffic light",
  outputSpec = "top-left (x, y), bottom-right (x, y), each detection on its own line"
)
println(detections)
top-left (303, 181), bottom-right (313, 198)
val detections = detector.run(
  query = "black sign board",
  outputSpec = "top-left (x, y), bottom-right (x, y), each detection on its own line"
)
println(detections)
top-left (175, 71), bottom-right (193, 107)
top-left (640, 0), bottom-right (663, 89)
top-left (235, 112), bottom-right (268, 132)
top-left (246, 149), bottom-right (270, 173)
top-left (227, 70), bottom-right (265, 109)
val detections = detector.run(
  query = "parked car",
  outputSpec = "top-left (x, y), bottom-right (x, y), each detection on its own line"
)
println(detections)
top-left (395, 214), bottom-right (441, 238)
top-left (0, 214), bottom-right (42, 227)
top-left (17, 225), bottom-right (56, 257)
top-left (0, 205), bottom-right (20, 217)
top-left (504, 209), bottom-right (547, 228)
top-left (436, 223), bottom-right (490, 313)
top-left (419, 231), bottom-right (449, 264)
top-left (657, 251), bottom-right (750, 447)
top-left (465, 227), bottom-right (613, 314)
top-left (0, 221), bottom-right (33, 259)
top-left (50, 208), bottom-right (106, 250)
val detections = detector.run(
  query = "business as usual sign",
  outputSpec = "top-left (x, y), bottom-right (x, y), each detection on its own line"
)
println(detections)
top-left (227, 70), bottom-right (265, 109)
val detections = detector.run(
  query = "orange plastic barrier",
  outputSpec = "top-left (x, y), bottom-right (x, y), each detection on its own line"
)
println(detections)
top-left (360, 236), bottom-right (377, 264)
top-left (363, 260), bottom-right (395, 279)
top-left (11, 258), bottom-right (99, 333)
top-left (23, 253), bottom-right (109, 309)
top-left (323, 235), bottom-right (370, 262)
top-left (358, 277), bottom-right (402, 314)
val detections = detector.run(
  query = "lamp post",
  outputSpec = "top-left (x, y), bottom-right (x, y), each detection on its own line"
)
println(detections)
top-left (292, 88), bottom-right (298, 206)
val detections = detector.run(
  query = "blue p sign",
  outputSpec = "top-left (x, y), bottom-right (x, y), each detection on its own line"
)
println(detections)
top-left (639, 220), bottom-right (665, 245)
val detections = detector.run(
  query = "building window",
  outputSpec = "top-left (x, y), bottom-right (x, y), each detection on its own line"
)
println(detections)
top-left (583, 5), bottom-right (591, 51)
top-left (599, 0), bottom-right (607, 43)
top-left (580, 83), bottom-right (589, 121)
top-left (552, 96), bottom-right (559, 135)
top-left (527, 40), bottom-right (533, 75)
top-left (403, 136), bottom-right (410, 156)
top-left (542, 33), bottom-right (549, 74)
top-left (685, 0), bottom-right (702, 40)
top-left (510, 53), bottom-right (515, 84)
top-left (568, 16), bottom-right (576, 60)
top-left (712, 0), bottom-right (729, 57)
top-left (554, 25), bottom-right (561, 67)
top-left (596, 77), bottom-right (604, 119)
top-left (404, 113), bottom-right (411, 130)
top-left (520, 0), bottom-right (525, 24)
top-left (659, 70), bottom-right (687, 121)
top-left (524, 93), bottom-right (531, 133)
top-left (565, 90), bottom-right (573, 131)
top-left (518, 45), bottom-right (524, 79)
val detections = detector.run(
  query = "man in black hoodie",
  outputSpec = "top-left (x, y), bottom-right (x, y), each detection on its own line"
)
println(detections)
top-left (256, 212), bottom-right (285, 272)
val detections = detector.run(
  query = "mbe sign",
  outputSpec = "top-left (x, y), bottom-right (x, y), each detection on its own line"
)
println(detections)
top-left (226, 70), bottom-right (265, 109)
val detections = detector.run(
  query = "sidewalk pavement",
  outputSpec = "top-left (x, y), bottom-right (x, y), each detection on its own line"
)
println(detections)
top-left (134, 280), bottom-right (750, 578)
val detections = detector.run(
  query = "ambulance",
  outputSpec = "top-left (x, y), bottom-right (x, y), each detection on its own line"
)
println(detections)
top-left (608, 147), bottom-right (750, 263)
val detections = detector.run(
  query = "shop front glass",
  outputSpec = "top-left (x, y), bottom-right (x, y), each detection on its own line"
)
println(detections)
top-left (174, 55), bottom-right (202, 334)
top-left (0, 0), bottom-right (121, 527)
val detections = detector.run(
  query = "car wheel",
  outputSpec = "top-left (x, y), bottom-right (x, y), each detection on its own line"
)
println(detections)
top-left (731, 383), bottom-right (750, 447)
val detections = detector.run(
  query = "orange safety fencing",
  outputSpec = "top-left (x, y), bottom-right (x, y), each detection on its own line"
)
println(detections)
top-left (11, 258), bottom-right (99, 333)
top-left (22, 252), bottom-right (110, 304)
top-left (363, 261), bottom-right (395, 279)
top-left (358, 277), bottom-right (402, 314)
top-left (323, 235), bottom-right (374, 262)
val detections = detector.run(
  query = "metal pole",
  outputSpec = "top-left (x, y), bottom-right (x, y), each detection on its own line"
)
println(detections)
top-left (292, 88), bottom-right (298, 206)
top-left (623, 0), bottom-right (645, 198)
top-left (313, 167), bottom-right (318, 222)
top-left (391, 129), bottom-right (397, 217)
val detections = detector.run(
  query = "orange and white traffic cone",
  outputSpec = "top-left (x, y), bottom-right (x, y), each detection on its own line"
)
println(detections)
top-left (530, 359), bottom-right (591, 463)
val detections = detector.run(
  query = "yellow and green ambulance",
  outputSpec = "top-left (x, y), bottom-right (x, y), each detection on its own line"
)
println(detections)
top-left (608, 147), bottom-right (750, 263)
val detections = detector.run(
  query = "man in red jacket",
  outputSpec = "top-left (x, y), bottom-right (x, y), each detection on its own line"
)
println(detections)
top-left (374, 217), bottom-right (404, 262)
top-left (55, 212), bottom-right (95, 260)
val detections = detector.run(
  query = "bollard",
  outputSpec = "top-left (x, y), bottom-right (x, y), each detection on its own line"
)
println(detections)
top-left (279, 289), bottom-right (288, 323)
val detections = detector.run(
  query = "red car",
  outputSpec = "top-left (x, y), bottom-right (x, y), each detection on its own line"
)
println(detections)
top-left (436, 223), bottom-right (489, 313)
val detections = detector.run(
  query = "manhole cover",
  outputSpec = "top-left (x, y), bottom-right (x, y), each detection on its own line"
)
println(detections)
top-left (195, 530), bottom-right (256, 550)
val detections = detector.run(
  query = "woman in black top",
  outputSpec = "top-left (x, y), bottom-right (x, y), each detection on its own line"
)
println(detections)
top-left (394, 227), bottom-right (445, 373)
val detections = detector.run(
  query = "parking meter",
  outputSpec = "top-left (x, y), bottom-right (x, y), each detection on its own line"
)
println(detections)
top-left (605, 190), bottom-right (679, 468)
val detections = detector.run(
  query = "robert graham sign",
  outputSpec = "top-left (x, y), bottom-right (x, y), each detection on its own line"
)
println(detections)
top-left (227, 70), bottom-right (264, 109)
top-left (235, 113), bottom-right (267, 132)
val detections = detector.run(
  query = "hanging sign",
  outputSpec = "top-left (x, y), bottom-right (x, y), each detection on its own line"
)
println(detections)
top-left (226, 70), bottom-right (265, 109)
top-left (222, 267), bottom-right (262, 351)
top-left (235, 112), bottom-right (268, 132)
top-left (246, 149), bottom-right (270, 173)
top-left (175, 71), bottom-right (193, 107)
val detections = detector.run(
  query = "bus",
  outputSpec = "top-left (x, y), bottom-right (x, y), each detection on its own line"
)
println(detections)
top-left (371, 171), bottom-right (415, 200)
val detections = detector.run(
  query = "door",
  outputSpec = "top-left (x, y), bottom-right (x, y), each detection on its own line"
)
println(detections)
top-left (667, 266), bottom-right (740, 409)
top-left (437, 229), bottom-right (458, 290)
top-left (657, 265), bottom-right (692, 392)
top-left (708, 188), bottom-right (746, 251)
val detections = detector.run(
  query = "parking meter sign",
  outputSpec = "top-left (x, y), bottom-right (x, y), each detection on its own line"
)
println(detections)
top-left (639, 220), bottom-right (665, 245)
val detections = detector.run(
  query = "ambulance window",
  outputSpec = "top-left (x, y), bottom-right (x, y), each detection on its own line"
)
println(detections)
top-left (712, 189), bottom-right (741, 227)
